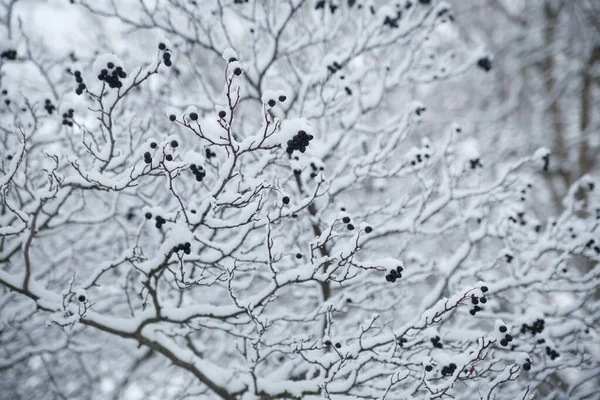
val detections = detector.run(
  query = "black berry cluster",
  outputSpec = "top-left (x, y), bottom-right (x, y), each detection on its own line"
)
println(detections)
top-left (44, 99), bottom-right (56, 114)
top-left (143, 151), bottom-right (152, 164)
top-left (154, 215), bottom-right (166, 229)
top-left (286, 130), bottom-right (314, 154)
top-left (498, 326), bottom-right (513, 347)
top-left (1, 49), bottom-right (17, 60)
top-left (173, 242), bottom-right (191, 255)
top-left (585, 239), bottom-right (600, 254)
top-left (522, 359), bottom-right (532, 371)
top-left (62, 109), bottom-right (74, 126)
top-left (471, 294), bottom-right (487, 305)
top-left (158, 43), bottom-right (173, 67)
top-left (470, 286), bottom-right (488, 315)
top-left (383, 9), bottom-right (402, 28)
top-left (72, 70), bottom-right (86, 95)
top-left (98, 62), bottom-right (127, 88)
top-left (315, 0), bottom-right (338, 14)
top-left (477, 57), bottom-right (492, 72)
top-left (265, 95), bottom-right (286, 108)
top-left (508, 211), bottom-right (527, 226)
top-left (397, 337), bottom-right (408, 347)
top-left (441, 363), bottom-right (457, 377)
top-left (521, 319), bottom-right (545, 335)
top-left (327, 61), bottom-right (342, 74)
top-left (385, 265), bottom-right (403, 283)
top-left (309, 162), bottom-right (324, 178)
top-left (430, 336), bottom-right (443, 349)
top-left (190, 164), bottom-right (206, 182)
top-left (469, 158), bottom-right (483, 169)
top-left (545, 346), bottom-right (560, 360)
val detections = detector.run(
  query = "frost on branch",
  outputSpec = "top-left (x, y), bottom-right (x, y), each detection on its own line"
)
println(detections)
top-left (0, 0), bottom-right (599, 399)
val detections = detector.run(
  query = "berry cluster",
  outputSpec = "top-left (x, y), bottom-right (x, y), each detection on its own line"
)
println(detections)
top-left (508, 211), bottom-right (527, 226)
top-left (155, 215), bottom-right (166, 229)
top-left (1, 49), bottom-right (17, 60)
top-left (469, 286), bottom-right (488, 315)
top-left (471, 294), bottom-right (487, 305)
top-left (309, 162), bottom-right (324, 178)
top-left (397, 337), bottom-right (408, 347)
top-left (430, 336), bottom-right (443, 349)
top-left (441, 363), bottom-right (457, 377)
top-left (158, 43), bottom-right (173, 67)
top-left (265, 94), bottom-right (286, 108)
top-left (44, 99), bottom-right (56, 114)
top-left (477, 57), bottom-right (492, 72)
top-left (190, 164), bottom-right (206, 182)
top-left (341, 216), bottom-right (355, 231)
top-left (72, 70), bottom-right (86, 95)
top-left (61, 109), bottom-right (75, 126)
top-left (326, 61), bottom-right (342, 74)
top-left (385, 265), bottom-right (403, 283)
top-left (323, 340), bottom-right (342, 349)
top-left (498, 325), bottom-right (513, 347)
top-left (383, 9), bottom-right (402, 28)
top-left (173, 242), bottom-right (191, 255)
top-left (585, 239), bottom-right (600, 254)
top-left (545, 346), bottom-right (560, 360)
top-left (286, 130), bottom-right (314, 154)
top-left (521, 319), bottom-right (545, 335)
top-left (469, 157), bottom-right (483, 169)
top-left (143, 151), bottom-right (152, 164)
top-left (205, 148), bottom-right (216, 159)
top-left (98, 62), bottom-right (127, 88)
top-left (522, 359), bottom-right (532, 371)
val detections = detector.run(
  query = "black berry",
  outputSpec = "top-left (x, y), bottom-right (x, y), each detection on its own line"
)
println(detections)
top-left (189, 112), bottom-right (198, 121)
top-left (282, 196), bottom-right (290, 204)
top-left (145, 212), bottom-right (152, 219)
top-left (158, 43), bottom-right (166, 50)
top-left (165, 154), bottom-right (173, 161)
top-left (499, 325), bottom-right (507, 333)
top-left (365, 226), bottom-right (372, 233)
top-left (218, 110), bottom-right (227, 119)
top-left (481, 286), bottom-right (488, 293)
top-left (170, 140), bottom-right (178, 148)
top-left (342, 216), bottom-right (351, 223)
top-left (78, 295), bottom-right (86, 302)
top-left (169, 114), bottom-right (176, 121)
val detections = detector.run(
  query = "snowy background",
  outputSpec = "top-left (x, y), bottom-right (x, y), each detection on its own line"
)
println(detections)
top-left (1, 0), bottom-right (599, 399)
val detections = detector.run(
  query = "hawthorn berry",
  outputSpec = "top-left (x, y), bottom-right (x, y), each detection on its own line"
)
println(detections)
top-left (268, 99), bottom-right (276, 107)
top-left (164, 59), bottom-right (172, 67)
top-left (481, 286), bottom-right (489, 292)
top-left (228, 57), bottom-right (237, 63)
top-left (150, 142), bottom-right (157, 149)
top-left (347, 224), bottom-right (355, 230)
top-left (282, 196), bottom-right (290, 205)
top-left (278, 95), bottom-right (286, 102)
top-left (233, 68), bottom-right (242, 76)
top-left (523, 363), bottom-right (531, 371)
top-left (500, 339), bottom-right (508, 347)
top-left (472, 297), bottom-right (479, 305)
top-left (342, 216), bottom-right (351, 223)
top-left (469, 309), bottom-right (476, 316)
top-left (189, 112), bottom-right (198, 121)
top-left (480, 297), bottom-right (487, 304)
top-left (218, 110), bottom-right (227, 119)
top-left (365, 226), bottom-right (372, 233)
top-left (170, 140), bottom-right (178, 148)
top-left (499, 325), bottom-right (507, 333)
top-left (169, 114), bottom-right (176, 121)
top-left (425, 365), bottom-right (433, 372)
top-left (296, 253), bottom-right (302, 259)
top-left (107, 62), bottom-right (114, 69)
top-left (324, 340), bottom-right (331, 346)
top-left (335, 342), bottom-right (341, 348)
top-left (505, 334), bottom-right (513, 342)
top-left (145, 212), bottom-right (152, 219)
top-left (158, 43), bottom-right (166, 50)
top-left (173, 246), bottom-right (179, 252)
top-left (165, 154), bottom-right (173, 161)
top-left (78, 295), bottom-right (86, 302)
top-left (184, 247), bottom-right (191, 255)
